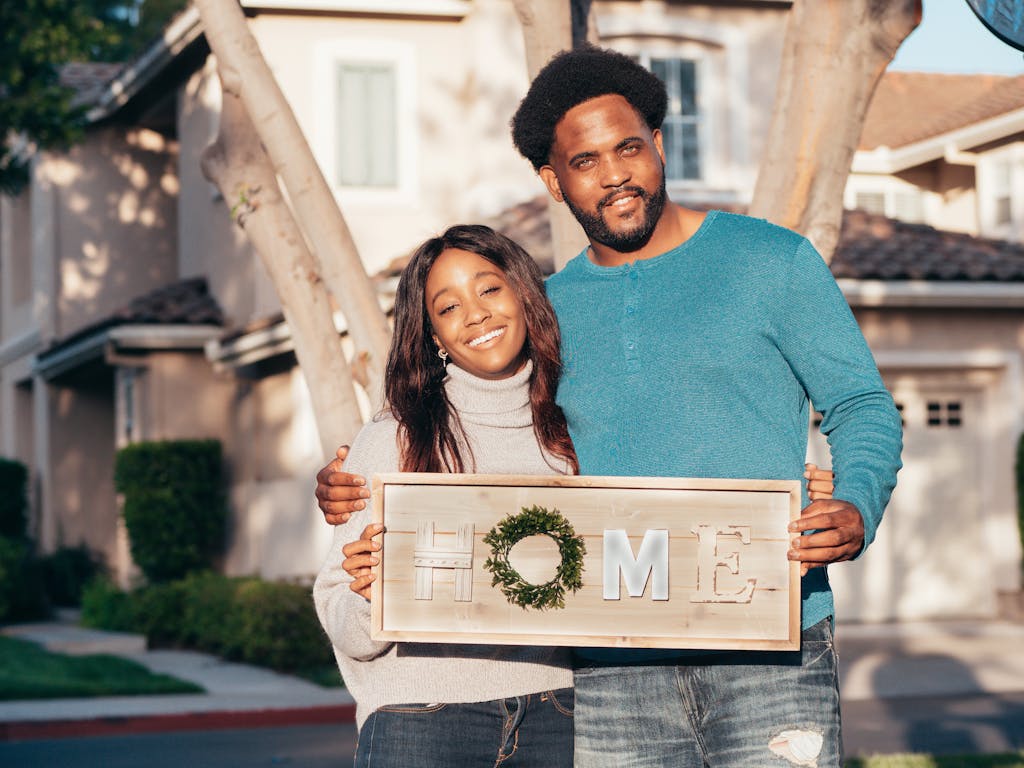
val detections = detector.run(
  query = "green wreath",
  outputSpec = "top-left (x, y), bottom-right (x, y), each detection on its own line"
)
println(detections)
top-left (482, 505), bottom-right (586, 611)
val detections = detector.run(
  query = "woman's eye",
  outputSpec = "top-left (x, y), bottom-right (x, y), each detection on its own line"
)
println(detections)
top-left (437, 303), bottom-right (457, 316)
top-left (481, 286), bottom-right (500, 296)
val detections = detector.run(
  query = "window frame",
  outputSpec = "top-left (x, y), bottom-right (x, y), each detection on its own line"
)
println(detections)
top-left (314, 38), bottom-right (418, 206)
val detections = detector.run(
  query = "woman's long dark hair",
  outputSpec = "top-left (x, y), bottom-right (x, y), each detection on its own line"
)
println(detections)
top-left (385, 224), bottom-right (578, 474)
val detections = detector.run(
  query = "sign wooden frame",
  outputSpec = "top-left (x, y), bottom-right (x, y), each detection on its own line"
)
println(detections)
top-left (370, 473), bottom-right (801, 651)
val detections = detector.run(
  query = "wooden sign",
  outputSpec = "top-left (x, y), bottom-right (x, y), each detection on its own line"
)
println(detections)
top-left (370, 474), bottom-right (801, 651)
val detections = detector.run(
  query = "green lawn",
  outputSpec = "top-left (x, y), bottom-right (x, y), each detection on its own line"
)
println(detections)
top-left (847, 753), bottom-right (1024, 768)
top-left (0, 636), bottom-right (203, 700)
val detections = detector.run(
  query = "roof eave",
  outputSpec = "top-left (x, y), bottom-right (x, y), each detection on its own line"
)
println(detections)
top-left (840, 279), bottom-right (1024, 308)
top-left (85, 5), bottom-right (204, 124)
top-left (853, 106), bottom-right (1024, 174)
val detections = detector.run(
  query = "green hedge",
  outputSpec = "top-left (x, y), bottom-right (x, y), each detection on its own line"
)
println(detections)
top-left (114, 440), bottom-right (226, 583)
top-left (81, 572), bottom-right (334, 675)
top-left (0, 458), bottom-right (28, 539)
top-left (0, 537), bottom-right (50, 623)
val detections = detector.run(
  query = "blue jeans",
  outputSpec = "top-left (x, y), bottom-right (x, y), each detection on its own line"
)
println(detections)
top-left (572, 618), bottom-right (842, 767)
top-left (354, 688), bottom-right (574, 768)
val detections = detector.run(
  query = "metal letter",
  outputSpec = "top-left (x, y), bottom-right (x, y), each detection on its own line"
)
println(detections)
top-left (603, 529), bottom-right (669, 601)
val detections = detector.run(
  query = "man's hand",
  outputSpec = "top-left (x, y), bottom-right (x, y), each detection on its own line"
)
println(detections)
top-left (342, 523), bottom-right (384, 599)
top-left (315, 445), bottom-right (370, 525)
top-left (788, 499), bottom-right (864, 577)
top-left (804, 463), bottom-right (834, 500)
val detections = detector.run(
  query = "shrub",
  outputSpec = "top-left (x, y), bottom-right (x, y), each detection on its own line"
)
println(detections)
top-left (38, 545), bottom-right (106, 607)
top-left (233, 580), bottom-right (333, 672)
top-left (178, 571), bottom-right (246, 657)
top-left (0, 536), bottom-right (50, 623)
top-left (80, 578), bottom-right (136, 632)
top-left (114, 440), bottom-right (227, 583)
top-left (0, 458), bottom-right (28, 539)
top-left (78, 573), bottom-right (334, 677)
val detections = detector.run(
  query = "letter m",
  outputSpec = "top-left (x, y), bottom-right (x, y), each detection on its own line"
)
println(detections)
top-left (603, 529), bottom-right (669, 601)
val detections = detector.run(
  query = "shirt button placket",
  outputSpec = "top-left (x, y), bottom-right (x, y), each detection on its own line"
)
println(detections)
top-left (624, 268), bottom-right (641, 373)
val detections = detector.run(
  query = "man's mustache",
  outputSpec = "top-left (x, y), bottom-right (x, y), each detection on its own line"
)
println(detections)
top-left (597, 186), bottom-right (647, 211)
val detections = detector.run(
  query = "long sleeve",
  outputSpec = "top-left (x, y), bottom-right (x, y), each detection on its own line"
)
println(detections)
top-left (313, 417), bottom-right (402, 661)
top-left (769, 237), bottom-right (904, 552)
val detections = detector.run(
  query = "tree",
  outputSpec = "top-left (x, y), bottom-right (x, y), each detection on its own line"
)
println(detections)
top-left (193, 0), bottom-right (392, 449)
top-left (749, 0), bottom-right (921, 262)
top-left (0, 1), bottom-right (186, 194)
top-left (513, 0), bottom-right (595, 270)
top-left (201, 90), bottom-right (364, 456)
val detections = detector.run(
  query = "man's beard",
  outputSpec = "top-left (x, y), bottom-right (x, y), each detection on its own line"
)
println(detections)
top-left (563, 175), bottom-right (668, 254)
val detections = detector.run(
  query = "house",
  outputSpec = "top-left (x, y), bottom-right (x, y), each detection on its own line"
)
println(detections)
top-left (0, 1), bottom-right (1020, 622)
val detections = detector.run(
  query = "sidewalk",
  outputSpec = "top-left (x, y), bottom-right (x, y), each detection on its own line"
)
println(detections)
top-left (0, 621), bottom-right (354, 741)
top-left (2, 617), bottom-right (1022, 744)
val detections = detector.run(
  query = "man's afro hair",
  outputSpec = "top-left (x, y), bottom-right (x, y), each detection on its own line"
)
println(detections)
top-left (511, 45), bottom-right (668, 171)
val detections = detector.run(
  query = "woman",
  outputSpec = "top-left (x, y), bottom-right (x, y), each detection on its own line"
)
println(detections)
top-left (314, 224), bottom-right (836, 767)
top-left (314, 225), bottom-right (578, 768)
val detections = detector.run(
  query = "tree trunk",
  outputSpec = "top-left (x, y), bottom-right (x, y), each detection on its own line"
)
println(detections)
top-left (194, 0), bottom-right (391, 407)
top-left (514, 0), bottom-right (589, 271)
top-left (201, 88), bottom-right (364, 458)
top-left (749, 0), bottom-right (921, 262)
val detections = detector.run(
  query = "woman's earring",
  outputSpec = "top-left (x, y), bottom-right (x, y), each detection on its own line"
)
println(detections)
top-left (437, 348), bottom-right (448, 362)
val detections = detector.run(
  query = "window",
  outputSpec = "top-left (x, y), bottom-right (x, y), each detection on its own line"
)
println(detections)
top-left (852, 188), bottom-right (924, 224)
top-left (649, 58), bottom-right (701, 181)
top-left (926, 401), bottom-right (962, 428)
top-left (334, 62), bottom-right (397, 188)
top-left (629, 55), bottom-right (701, 182)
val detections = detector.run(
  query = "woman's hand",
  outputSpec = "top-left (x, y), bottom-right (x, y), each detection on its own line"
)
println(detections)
top-left (342, 523), bottom-right (385, 599)
top-left (805, 463), bottom-right (834, 500)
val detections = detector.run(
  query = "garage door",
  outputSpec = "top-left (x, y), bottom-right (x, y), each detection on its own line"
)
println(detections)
top-left (807, 369), bottom-right (991, 622)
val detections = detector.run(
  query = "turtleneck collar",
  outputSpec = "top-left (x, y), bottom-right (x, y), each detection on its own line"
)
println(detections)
top-left (443, 360), bottom-right (534, 429)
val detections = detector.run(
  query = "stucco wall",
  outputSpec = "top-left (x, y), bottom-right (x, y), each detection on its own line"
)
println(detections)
top-left (45, 373), bottom-right (117, 564)
top-left (45, 128), bottom-right (179, 340)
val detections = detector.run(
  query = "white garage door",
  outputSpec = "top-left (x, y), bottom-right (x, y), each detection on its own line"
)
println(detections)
top-left (808, 369), bottom-right (993, 622)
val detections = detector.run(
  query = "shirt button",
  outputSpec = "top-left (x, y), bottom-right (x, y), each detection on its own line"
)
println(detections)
top-left (625, 306), bottom-right (635, 315)
top-left (629, 271), bottom-right (639, 281)
top-left (627, 342), bottom-right (635, 350)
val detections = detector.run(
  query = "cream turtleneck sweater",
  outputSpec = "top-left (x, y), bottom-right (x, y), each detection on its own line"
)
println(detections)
top-left (313, 361), bottom-right (574, 729)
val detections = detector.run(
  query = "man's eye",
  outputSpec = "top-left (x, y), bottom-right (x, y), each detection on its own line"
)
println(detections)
top-left (574, 158), bottom-right (595, 170)
top-left (622, 145), bottom-right (640, 156)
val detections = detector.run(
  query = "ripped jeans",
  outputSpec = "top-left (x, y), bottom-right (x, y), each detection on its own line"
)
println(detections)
top-left (572, 618), bottom-right (841, 768)
top-left (354, 688), bottom-right (574, 768)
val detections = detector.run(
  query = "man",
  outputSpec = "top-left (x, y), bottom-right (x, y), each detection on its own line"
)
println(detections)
top-left (317, 46), bottom-right (901, 767)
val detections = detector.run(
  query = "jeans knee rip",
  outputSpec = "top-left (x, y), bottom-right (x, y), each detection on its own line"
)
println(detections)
top-left (768, 728), bottom-right (824, 767)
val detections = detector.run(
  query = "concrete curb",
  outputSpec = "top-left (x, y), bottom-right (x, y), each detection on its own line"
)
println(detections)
top-left (0, 703), bottom-right (355, 742)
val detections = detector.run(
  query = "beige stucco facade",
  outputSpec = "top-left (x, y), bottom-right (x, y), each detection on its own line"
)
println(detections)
top-left (0, 1), bottom-right (1020, 619)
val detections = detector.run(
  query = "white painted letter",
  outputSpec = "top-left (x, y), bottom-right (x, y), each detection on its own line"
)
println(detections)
top-left (603, 529), bottom-right (669, 601)
top-left (413, 522), bottom-right (474, 601)
top-left (690, 524), bottom-right (756, 603)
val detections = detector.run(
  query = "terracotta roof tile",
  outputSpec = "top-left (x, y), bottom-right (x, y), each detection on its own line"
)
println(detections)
top-left (45, 276), bottom-right (224, 354)
top-left (860, 71), bottom-right (1024, 150)
top-left (59, 62), bottom-right (125, 106)
top-left (472, 197), bottom-right (1024, 283)
top-left (832, 209), bottom-right (1024, 281)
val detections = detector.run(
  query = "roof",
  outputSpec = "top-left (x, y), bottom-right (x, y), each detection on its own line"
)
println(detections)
top-left (59, 62), bottom-right (126, 107)
top-left (464, 197), bottom-right (1024, 283)
top-left (43, 277), bottom-right (224, 356)
top-left (860, 72), bottom-right (1024, 151)
top-left (832, 209), bottom-right (1024, 282)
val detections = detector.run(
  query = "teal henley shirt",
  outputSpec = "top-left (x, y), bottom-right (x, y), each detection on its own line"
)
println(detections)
top-left (546, 211), bottom-right (903, 654)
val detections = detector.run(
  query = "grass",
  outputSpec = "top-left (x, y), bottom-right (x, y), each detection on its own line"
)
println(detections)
top-left (291, 663), bottom-right (344, 688)
top-left (0, 636), bottom-right (203, 700)
top-left (846, 753), bottom-right (1024, 767)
